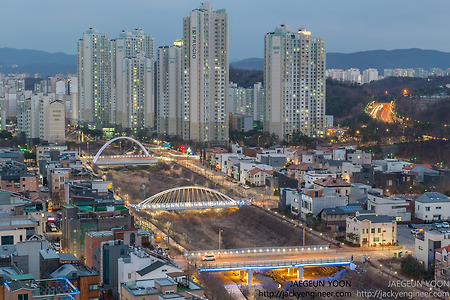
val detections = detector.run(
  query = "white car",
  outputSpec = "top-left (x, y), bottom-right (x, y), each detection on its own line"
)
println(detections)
top-left (411, 229), bottom-right (419, 235)
top-left (202, 254), bottom-right (216, 261)
top-left (442, 222), bottom-right (449, 228)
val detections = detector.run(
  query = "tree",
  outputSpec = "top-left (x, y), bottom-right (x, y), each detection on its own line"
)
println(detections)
top-left (346, 233), bottom-right (358, 244)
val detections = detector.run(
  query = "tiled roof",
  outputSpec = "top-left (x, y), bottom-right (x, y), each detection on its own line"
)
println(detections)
top-left (313, 176), bottom-right (350, 187)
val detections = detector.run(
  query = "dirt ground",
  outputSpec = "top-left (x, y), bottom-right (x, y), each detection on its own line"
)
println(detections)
top-left (104, 162), bottom-right (232, 203)
top-left (104, 163), bottom-right (324, 250)
top-left (144, 206), bottom-right (324, 251)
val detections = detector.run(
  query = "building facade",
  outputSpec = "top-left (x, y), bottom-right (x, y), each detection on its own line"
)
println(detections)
top-left (77, 28), bottom-right (111, 126)
top-left (110, 29), bottom-right (154, 130)
top-left (264, 25), bottom-right (325, 139)
top-left (156, 42), bottom-right (183, 137)
top-left (182, 2), bottom-right (229, 142)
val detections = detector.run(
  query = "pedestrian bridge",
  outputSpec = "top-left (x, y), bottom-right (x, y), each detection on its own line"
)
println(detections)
top-left (134, 186), bottom-right (250, 211)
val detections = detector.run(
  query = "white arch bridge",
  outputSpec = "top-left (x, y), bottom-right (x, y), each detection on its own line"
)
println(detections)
top-left (134, 186), bottom-right (250, 211)
top-left (91, 136), bottom-right (157, 166)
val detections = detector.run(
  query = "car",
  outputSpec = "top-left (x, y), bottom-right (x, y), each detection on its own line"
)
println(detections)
top-left (242, 184), bottom-right (250, 189)
top-left (231, 180), bottom-right (238, 183)
top-left (435, 223), bottom-right (443, 228)
top-left (410, 229), bottom-right (419, 235)
top-left (408, 224), bottom-right (417, 229)
top-left (442, 222), bottom-right (449, 228)
top-left (202, 254), bottom-right (216, 261)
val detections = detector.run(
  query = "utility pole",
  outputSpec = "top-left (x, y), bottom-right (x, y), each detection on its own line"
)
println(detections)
top-left (219, 229), bottom-right (223, 251)
top-left (303, 226), bottom-right (306, 246)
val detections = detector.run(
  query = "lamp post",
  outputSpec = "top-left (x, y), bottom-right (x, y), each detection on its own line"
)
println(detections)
top-left (219, 229), bottom-right (223, 252)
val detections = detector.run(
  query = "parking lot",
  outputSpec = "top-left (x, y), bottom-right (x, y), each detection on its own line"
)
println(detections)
top-left (397, 223), bottom-right (450, 253)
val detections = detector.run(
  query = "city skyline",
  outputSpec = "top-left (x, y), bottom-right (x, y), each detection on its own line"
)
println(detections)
top-left (1, 0), bottom-right (449, 60)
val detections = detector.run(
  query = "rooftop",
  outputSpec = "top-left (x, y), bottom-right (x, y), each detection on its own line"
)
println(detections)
top-left (354, 214), bottom-right (396, 223)
top-left (416, 192), bottom-right (450, 203)
top-left (313, 176), bottom-right (350, 187)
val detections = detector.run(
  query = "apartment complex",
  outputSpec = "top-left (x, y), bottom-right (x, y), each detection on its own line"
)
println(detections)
top-left (182, 2), bottom-right (229, 142)
top-left (264, 25), bottom-right (325, 138)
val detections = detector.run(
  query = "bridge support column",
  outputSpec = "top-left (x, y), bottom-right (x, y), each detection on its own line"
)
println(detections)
top-left (247, 269), bottom-right (253, 285)
top-left (288, 268), bottom-right (294, 275)
top-left (297, 266), bottom-right (303, 281)
top-left (239, 270), bottom-right (245, 281)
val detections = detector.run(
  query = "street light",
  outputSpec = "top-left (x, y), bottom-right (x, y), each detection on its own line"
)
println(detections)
top-left (219, 229), bottom-right (223, 251)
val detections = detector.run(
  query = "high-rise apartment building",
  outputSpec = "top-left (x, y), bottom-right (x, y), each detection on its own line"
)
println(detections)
top-left (110, 29), bottom-right (154, 130)
top-left (77, 28), bottom-right (111, 127)
top-left (182, 3), bottom-right (229, 142)
top-left (156, 41), bottom-right (183, 136)
top-left (17, 93), bottom-right (65, 143)
top-left (264, 25), bottom-right (325, 138)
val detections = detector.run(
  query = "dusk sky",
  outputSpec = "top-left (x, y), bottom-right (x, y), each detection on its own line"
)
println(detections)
top-left (1, 0), bottom-right (448, 60)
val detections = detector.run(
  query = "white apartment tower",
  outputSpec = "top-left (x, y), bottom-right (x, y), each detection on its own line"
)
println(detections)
top-left (110, 29), bottom-right (154, 130)
top-left (157, 41), bottom-right (183, 136)
top-left (182, 3), bottom-right (229, 142)
top-left (121, 53), bottom-right (154, 130)
top-left (253, 82), bottom-right (264, 123)
top-left (264, 25), bottom-right (326, 138)
top-left (77, 28), bottom-right (111, 126)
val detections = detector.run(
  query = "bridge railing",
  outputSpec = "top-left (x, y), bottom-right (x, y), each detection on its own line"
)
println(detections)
top-left (198, 256), bottom-right (351, 271)
top-left (189, 245), bottom-right (330, 257)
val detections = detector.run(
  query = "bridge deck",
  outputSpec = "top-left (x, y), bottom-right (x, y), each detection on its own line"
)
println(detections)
top-left (198, 256), bottom-right (352, 272)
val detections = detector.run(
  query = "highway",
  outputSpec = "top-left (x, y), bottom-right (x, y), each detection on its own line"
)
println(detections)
top-left (367, 102), bottom-right (397, 123)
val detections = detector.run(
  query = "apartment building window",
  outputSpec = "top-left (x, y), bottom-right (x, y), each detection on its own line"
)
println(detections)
top-left (18, 295), bottom-right (29, 300)
top-left (425, 207), bottom-right (430, 212)
top-left (371, 228), bottom-right (375, 233)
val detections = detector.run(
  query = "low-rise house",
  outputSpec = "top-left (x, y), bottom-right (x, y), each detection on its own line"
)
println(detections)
top-left (286, 163), bottom-right (323, 185)
top-left (367, 191), bottom-right (411, 221)
top-left (415, 192), bottom-right (450, 222)
top-left (50, 264), bottom-right (100, 300)
top-left (4, 278), bottom-right (79, 300)
top-left (248, 168), bottom-right (273, 186)
top-left (319, 203), bottom-right (364, 230)
top-left (118, 248), bottom-right (181, 284)
top-left (346, 211), bottom-right (397, 247)
top-left (415, 230), bottom-right (450, 270)
top-left (266, 172), bottom-right (298, 195)
top-left (304, 171), bottom-right (337, 188)
top-left (240, 161), bottom-right (272, 184)
top-left (435, 245), bottom-right (450, 281)
top-left (374, 171), bottom-right (414, 194)
top-left (292, 187), bottom-right (348, 218)
top-left (120, 277), bottom-right (204, 300)
top-left (313, 175), bottom-right (351, 196)
top-left (256, 153), bottom-right (287, 172)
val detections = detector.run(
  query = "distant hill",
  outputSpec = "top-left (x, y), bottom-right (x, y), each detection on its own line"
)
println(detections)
top-left (3, 47), bottom-right (450, 77)
top-left (230, 58), bottom-right (264, 71)
top-left (0, 47), bottom-right (77, 76)
top-left (230, 49), bottom-right (450, 72)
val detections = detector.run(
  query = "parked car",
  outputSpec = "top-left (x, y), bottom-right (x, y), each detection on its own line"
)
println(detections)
top-left (242, 184), bottom-right (250, 189)
top-left (434, 223), bottom-right (443, 228)
top-left (408, 224), bottom-right (417, 229)
top-left (202, 254), bottom-right (216, 261)
top-left (442, 222), bottom-right (449, 228)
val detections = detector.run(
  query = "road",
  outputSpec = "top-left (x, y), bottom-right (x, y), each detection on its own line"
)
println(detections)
top-left (368, 102), bottom-right (396, 123)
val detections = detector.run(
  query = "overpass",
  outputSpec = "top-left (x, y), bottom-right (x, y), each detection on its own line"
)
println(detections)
top-left (198, 256), bottom-right (353, 285)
